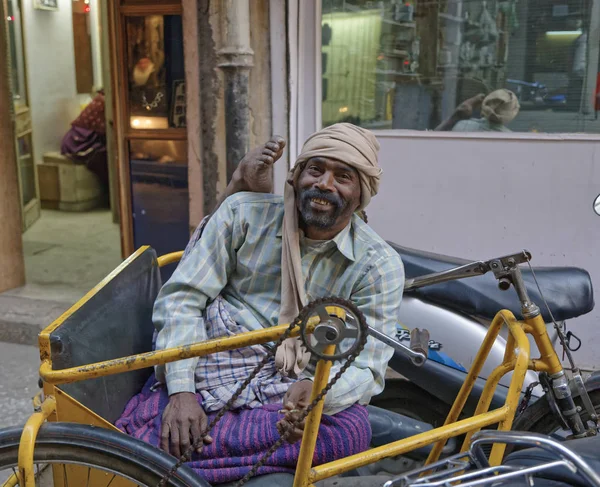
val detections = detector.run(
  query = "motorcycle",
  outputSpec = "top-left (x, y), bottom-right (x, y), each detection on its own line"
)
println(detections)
top-left (361, 244), bottom-right (597, 477)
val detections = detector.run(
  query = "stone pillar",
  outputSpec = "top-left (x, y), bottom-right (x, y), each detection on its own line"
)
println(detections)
top-left (0, 0), bottom-right (26, 292)
top-left (217, 0), bottom-right (254, 182)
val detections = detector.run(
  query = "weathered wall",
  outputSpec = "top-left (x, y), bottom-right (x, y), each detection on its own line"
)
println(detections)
top-left (189, 0), bottom-right (227, 225)
top-left (187, 0), bottom-right (272, 227)
top-left (22, 0), bottom-right (92, 164)
top-left (367, 132), bottom-right (600, 371)
top-left (248, 0), bottom-right (272, 148)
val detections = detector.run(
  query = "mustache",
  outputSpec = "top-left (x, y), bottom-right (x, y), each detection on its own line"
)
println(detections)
top-left (300, 189), bottom-right (343, 208)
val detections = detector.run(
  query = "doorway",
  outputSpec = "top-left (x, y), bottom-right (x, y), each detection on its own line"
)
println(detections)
top-left (5, 0), bottom-right (121, 302)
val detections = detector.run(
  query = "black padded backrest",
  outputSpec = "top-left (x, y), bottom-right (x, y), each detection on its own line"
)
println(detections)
top-left (49, 247), bottom-right (162, 424)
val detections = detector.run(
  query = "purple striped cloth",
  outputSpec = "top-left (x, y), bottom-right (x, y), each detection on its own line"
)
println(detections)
top-left (116, 376), bottom-right (371, 484)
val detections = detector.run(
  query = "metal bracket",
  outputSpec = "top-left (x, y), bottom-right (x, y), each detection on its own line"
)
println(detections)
top-left (485, 250), bottom-right (532, 280)
top-left (572, 371), bottom-right (599, 429)
top-left (539, 372), bottom-right (570, 431)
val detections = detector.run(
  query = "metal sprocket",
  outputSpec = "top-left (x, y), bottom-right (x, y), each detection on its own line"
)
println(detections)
top-left (298, 297), bottom-right (368, 362)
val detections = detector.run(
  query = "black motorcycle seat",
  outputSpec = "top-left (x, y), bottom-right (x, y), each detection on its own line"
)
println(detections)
top-left (503, 435), bottom-right (600, 487)
top-left (389, 243), bottom-right (594, 323)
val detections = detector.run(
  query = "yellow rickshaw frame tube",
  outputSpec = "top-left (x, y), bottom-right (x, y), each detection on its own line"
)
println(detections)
top-left (16, 396), bottom-right (57, 487)
top-left (309, 407), bottom-right (509, 483)
top-left (38, 309), bottom-right (345, 385)
top-left (425, 310), bottom-right (532, 466)
top-left (32, 306), bottom-right (566, 487)
top-left (157, 251), bottom-right (185, 268)
top-left (1, 474), bottom-right (18, 487)
top-left (294, 345), bottom-right (336, 487)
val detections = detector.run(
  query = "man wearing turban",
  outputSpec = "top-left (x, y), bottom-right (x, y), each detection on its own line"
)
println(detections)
top-left (451, 89), bottom-right (520, 132)
top-left (118, 124), bottom-right (404, 485)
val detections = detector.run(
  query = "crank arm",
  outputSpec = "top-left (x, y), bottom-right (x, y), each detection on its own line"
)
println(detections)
top-left (404, 261), bottom-right (488, 291)
top-left (367, 326), bottom-right (428, 367)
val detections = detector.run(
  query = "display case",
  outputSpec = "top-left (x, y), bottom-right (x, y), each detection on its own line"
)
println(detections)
top-left (6, 0), bottom-right (41, 231)
top-left (109, 0), bottom-right (188, 271)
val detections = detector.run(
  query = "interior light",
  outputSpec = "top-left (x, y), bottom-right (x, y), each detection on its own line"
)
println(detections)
top-left (129, 116), bottom-right (169, 129)
top-left (7, 15), bottom-right (13, 21)
top-left (84, 0), bottom-right (89, 3)
top-left (339, 106), bottom-right (349, 113)
top-left (84, 5), bottom-right (90, 12)
top-left (546, 30), bottom-right (582, 36)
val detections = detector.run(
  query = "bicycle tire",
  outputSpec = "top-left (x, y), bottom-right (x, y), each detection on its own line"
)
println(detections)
top-left (512, 389), bottom-right (600, 437)
top-left (0, 422), bottom-right (209, 487)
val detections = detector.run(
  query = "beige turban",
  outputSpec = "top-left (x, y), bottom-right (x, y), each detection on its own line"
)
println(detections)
top-left (481, 89), bottom-right (520, 125)
top-left (275, 123), bottom-right (381, 377)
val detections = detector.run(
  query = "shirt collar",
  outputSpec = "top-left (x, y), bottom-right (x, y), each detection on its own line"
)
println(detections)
top-left (331, 221), bottom-right (356, 261)
top-left (276, 216), bottom-right (357, 262)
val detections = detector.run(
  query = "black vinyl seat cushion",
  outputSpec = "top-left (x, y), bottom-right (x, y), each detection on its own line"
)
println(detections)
top-left (389, 243), bottom-right (594, 323)
top-left (503, 435), bottom-right (600, 487)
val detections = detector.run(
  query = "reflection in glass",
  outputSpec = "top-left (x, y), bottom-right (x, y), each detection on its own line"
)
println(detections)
top-left (7, 0), bottom-right (27, 104)
top-left (129, 139), bottom-right (188, 281)
top-left (126, 15), bottom-right (186, 129)
top-left (321, 0), bottom-right (600, 134)
top-left (129, 139), bottom-right (186, 164)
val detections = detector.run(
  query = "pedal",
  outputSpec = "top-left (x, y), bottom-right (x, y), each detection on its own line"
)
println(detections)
top-left (410, 328), bottom-right (430, 359)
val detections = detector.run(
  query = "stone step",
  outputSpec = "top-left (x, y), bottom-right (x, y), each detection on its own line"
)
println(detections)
top-left (0, 294), bottom-right (73, 346)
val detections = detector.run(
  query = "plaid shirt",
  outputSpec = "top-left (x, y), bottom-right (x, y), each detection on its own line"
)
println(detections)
top-left (153, 192), bottom-right (404, 414)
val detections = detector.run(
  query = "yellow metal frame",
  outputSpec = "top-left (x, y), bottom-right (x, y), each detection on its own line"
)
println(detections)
top-left (12, 248), bottom-right (569, 487)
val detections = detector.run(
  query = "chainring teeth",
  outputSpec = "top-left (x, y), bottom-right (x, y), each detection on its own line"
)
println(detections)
top-left (297, 296), bottom-right (368, 362)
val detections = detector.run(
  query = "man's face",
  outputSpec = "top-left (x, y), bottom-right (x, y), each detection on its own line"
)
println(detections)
top-left (294, 157), bottom-right (361, 239)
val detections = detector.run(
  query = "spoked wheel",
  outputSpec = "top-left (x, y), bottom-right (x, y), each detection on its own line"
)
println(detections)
top-left (0, 423), bottom-right (209, 487)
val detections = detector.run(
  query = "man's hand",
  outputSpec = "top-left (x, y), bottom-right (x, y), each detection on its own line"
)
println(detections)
top-left (231, 136), bottom-right (286, 194)
top-left (161, 392), bottom-right (213, 458)
top-left (283, 379), bottom-right (313, 408)
top-left (454, 93), bottom-right (486, 120)
top-left (276, 380), bottom-right (313, 444)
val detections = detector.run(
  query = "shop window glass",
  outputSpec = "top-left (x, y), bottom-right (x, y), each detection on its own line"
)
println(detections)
top-left (128, 139), bottom-right (189, 280)
top-left (321, 0), bottom-right (600, 134)
top-left (125, 15), bottom-right (186, 130)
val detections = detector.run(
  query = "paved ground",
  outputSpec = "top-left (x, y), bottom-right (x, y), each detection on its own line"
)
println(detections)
top-left (0, 341), bottom-right (40, 429)
top-left (0, 209), bottom-right (121, 346)
top-left (21, 208), bottom-right (121, 293)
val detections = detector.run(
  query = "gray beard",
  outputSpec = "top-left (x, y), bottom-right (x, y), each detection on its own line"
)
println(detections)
top-left (298, 207), bottom-right (339, 229)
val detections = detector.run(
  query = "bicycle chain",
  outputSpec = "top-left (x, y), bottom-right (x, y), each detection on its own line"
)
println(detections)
top-left (157, 297), bottom-right (368, 487)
